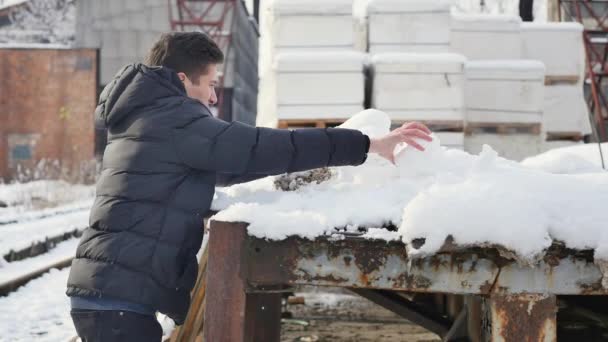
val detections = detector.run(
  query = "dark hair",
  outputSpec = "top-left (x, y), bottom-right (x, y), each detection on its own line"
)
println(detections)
top-left (145, 32), bottom-right (224, 84)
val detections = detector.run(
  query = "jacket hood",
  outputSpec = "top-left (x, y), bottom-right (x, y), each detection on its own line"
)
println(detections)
top-left (95, 63), bottom-right (187, 128)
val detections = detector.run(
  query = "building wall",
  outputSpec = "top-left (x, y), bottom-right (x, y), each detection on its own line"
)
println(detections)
top-left (74, 0), bottom-right (172, 85)
top-left (0, 48), bottom-right (97, 182)
top-left (75, 0), bottom-right (259, 125)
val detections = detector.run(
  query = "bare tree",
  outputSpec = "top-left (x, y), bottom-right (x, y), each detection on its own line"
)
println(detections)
top-left (8, 0), bottom-right (76, 44)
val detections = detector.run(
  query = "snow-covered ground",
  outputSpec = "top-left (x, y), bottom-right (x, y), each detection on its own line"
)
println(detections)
top-left (0, 268), bottom-right (75, 342)
top-left (0, 180), bottom-right (94, 221)
top-left (0, 203), bottom-right (91, 257)
top-left (0, 237), bottom-right (78, 284)
top-left (214, 109), bottom-right (608, 265)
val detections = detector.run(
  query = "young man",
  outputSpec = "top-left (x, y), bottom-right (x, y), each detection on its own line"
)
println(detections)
top-left (66, 32), bottom-right (432, 341)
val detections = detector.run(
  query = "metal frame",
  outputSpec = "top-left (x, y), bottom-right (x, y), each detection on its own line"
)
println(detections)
top-left (559, 0), bottom-right (608, 142)
top-left (168, 0), bottom-right (237, 119)
top-left (203, 221), bottom-right (608, 341)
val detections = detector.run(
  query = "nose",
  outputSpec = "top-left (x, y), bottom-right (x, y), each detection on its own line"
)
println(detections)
top-left (209, 88), bottom-right (218, 105)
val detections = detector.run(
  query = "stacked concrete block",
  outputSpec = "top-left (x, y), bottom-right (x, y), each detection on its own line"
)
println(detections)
top-left (272, 52), bottom-right (366, 120)
top-left (522, 22), bottom-right (591, 137)
top-left (450, 14), bottom-right (522, 60)
top-left (436, 132), bottom-right (465, 150)
top-left (366, 0), bottom-right (451, 53)
top-left (464, 60), bottom-right (545, 125)
top-left (371, 53), bottom-right (466, 123)
top-left (258, 0), bottom-right (361, 126)
top-left (266, 0), bottom-right (355, 52)
top-left (464, 134), bottom-right (544, 161)
top-left (464, 60), bottom-right (546, 160)
top-left (543, 85), bottom-right (591, 137)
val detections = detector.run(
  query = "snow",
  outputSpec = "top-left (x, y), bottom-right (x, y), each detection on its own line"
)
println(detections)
top-left (0, 202), bottom-right (91, 256)
top-left (268, 0), bottom-right (353, 15)
top-left (521, 22), bottom-right (583, 31)
top-left (0, 0), bottom-right (27, 11)
top-left (452, 0), bottom-right (548, 22)
top-left (367, 0), bottom-right (452, 13)
top-left (361, 228), bottom-right (401, 241)
top-left (0, 180), bottom-right (94, 218)
top-left (0, 266), bottom-right (174, 341)
top-left (0, 42), bottom-right (70, 49)
top-left (0, 237), bottom-right (78, 284)
top-left (213, 109), bottom-right (608, 265)
top-left (0, 268), bottom-right (75, 342)
top-left (0, 0), bottom-right (76, 45)
top-left (522, 143), bottom-right (608, 174)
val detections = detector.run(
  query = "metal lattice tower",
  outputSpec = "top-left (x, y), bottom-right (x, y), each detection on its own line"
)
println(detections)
top-left (559, 0), bottom-right (608, 142)
top-left (168, 0), bottom-right (238, 119)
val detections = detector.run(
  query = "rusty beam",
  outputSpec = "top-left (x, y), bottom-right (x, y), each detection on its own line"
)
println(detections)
top-left (238, 226), bottom-right (608, 295)
top-left (204, 221), bottom-right (281, 342)
top-left (348, 288), bottom-right (451, 338)
top-left (483, 294), bottom-right (557, 342)
top-left (244, 293), bottom-right (282, 342)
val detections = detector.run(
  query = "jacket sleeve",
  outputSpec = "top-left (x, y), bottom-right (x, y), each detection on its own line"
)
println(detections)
top-left (172, 113), bottom-right (369, 177)
top-left (216, 172), bottom-right (270, 187)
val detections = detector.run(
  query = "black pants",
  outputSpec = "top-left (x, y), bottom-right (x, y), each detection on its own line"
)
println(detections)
top-left (70, 309), bottom-right (163, 342)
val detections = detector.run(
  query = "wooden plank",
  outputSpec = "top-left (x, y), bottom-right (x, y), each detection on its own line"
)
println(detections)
top-left (278, 118), bottom-right (465, 132)
top-left (545, 75), bottom-right (580, 85)
top-left (277, 119), bottom-right (345, 129)
top-left (392, 120), bottom-right (464, 132)
top-left (546, 131), bottom-right (585, 141)
top-left (465, 122), bottom-right (541, 135)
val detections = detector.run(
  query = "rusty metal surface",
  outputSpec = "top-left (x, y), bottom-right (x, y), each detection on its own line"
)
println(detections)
top-left (204, 221), bottom-right (250, 342)
top-left (239, 226), bottom-right (608, 295)
top-left (485, 294), bottom-right (557, 342)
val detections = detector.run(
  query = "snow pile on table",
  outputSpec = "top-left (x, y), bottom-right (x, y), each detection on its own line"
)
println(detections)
top-left (522, 142), bottom-right (607, 175)
top-left (213, 109), bottom-right (608, 265)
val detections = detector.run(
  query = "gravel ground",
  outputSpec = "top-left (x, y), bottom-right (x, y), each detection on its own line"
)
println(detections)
top-left (280, 287), bottom-right (441, 342)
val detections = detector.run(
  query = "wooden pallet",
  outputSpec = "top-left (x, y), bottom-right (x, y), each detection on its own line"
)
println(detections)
top-left (166, 225), bottom-right (210, 342)
top-left (278, 118), bottom-right (464, 132)
top-left (277, 118), bottom-right (346, 129)
top-left (546, 131), bottom-right (585, 142)
top-left (393, 120), bottom-right (464, 132)
top-left (465, 122), bottom-right (542, 135)
top-left (544, 75), bottom-right (580, 86)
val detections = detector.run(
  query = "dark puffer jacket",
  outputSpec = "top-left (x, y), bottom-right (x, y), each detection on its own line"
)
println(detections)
top-left (65, 63), bottom-right (370, 324)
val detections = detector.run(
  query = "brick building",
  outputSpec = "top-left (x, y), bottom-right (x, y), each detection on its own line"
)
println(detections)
top-left (0, 47), bottom-right (98, 182)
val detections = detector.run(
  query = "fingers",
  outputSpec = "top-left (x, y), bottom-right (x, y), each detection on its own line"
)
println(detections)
top-left (401, 122), bottom-right (432, 135)
top-left (400, 128), bottom-right (433, 142)
top-left (404, 138), bottom-right (425, 151)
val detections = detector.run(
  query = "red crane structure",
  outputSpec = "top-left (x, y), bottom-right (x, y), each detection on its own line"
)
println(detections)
top-left (559, 0), bottom-right (608, 143)
top-left (168, 0), bottom-right (238, 119)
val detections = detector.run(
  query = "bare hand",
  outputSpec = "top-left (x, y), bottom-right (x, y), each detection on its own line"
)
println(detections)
top-left (369, 122), bottom-right (432, 163)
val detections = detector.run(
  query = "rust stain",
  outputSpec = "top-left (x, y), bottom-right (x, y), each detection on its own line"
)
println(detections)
top-left (359, 273), bottom-right (369, 286)
top-left (491, 294), bottom-right (556, 342)
top-left (393, 272), bottom-right (432, 289)
top-left (343, 256), bottom-right (352, 267)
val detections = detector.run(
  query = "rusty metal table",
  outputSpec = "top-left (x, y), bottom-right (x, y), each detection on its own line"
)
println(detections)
top-left (203, 221), bottom-right (608, 342)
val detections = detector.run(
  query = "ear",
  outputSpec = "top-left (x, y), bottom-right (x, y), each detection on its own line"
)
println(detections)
top-left (176, 72), bottom-right (188, 83)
